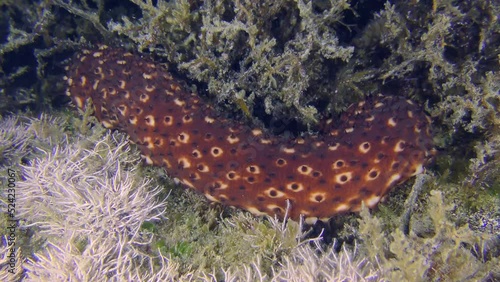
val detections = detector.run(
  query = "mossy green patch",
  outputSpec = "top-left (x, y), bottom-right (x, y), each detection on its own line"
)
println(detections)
top-left (0, 0), bottom-right (499, 279)
top-left (358, 190), bottom-right (498, 281)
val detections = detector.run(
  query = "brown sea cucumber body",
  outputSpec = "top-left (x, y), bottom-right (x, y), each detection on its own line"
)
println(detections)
top-left (65, 45), bottom-right (434, 223)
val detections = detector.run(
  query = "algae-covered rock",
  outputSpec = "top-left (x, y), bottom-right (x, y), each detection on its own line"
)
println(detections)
top-left (0, 0), bottom-right (498, 280)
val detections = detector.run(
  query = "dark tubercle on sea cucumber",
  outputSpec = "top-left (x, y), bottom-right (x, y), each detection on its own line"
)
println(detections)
top-left (64, 45), bottom-right (435, 223)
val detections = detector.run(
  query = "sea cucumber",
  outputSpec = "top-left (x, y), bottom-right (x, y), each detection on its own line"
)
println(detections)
top-left (64, 45), bottom-right (435, 223)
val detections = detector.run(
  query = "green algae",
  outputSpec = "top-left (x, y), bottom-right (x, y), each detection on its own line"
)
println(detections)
top-left (0, 0), bottom-right (499, 280)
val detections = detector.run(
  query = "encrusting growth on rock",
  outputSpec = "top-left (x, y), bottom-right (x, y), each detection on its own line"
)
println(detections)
top-left (65, 45), bottom-right (435, 223)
